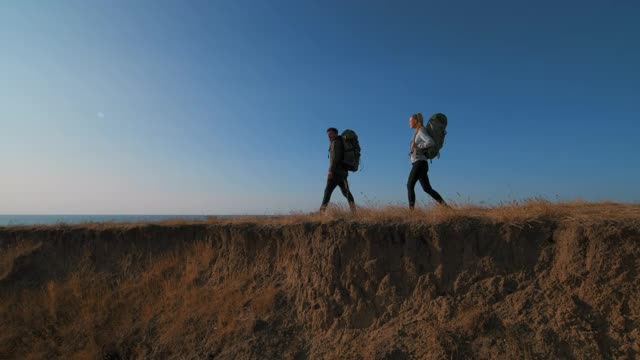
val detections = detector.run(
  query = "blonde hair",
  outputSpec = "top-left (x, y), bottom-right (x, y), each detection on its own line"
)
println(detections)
top-left (411, 112), bottom-right (424, 136)
top-left (411, 112), bottom-right (424, 126)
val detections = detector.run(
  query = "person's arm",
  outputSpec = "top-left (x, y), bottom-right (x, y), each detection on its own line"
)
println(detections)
top-left (329, 139), bottom-right (344, 172)
top-left (328, 139), bottom-right (344, 179)
top-left (416, 128), bottom-right (435, 149)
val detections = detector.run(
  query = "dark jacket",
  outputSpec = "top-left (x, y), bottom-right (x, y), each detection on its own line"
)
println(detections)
top-left (328, 137), bottom-right (348, 177)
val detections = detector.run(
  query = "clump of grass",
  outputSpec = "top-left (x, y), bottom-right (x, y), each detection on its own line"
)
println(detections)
top-left (0, 240), bottom-right (42, 281)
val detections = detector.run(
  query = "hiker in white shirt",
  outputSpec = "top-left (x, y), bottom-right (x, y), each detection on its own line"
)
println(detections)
top-left (408, 112), bottom-right (446, 208)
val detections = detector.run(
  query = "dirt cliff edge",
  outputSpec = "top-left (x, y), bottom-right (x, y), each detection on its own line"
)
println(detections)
top-left (1, 203), bottom-right (639, 359)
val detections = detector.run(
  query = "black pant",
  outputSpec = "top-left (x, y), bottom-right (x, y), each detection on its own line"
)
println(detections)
top-left (320, 174), bottom-right (355, 211)
top-left (407, 160), bottom-right (445, 208)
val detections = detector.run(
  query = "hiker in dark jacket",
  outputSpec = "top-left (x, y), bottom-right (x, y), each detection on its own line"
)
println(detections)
top-left (320, 128), bottom-right (356, 212)
top-left (408, 113), bottom-right (446, 208)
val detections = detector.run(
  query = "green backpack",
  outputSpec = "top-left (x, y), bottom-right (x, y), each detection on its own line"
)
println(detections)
top-left (425, 113), bottom-right (448, 160)
top-left (341, 129), bottom-right (361, 172)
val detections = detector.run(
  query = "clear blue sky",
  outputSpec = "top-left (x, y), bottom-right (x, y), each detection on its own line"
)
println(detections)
top-left (1, 0), bottom-right (639, 214)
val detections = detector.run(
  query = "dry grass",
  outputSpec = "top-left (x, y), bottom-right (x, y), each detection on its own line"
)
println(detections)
top-left (3, 200), bottom-right (637, 231)
top-left (0, 240), bottom-right (42, 281)
top-left (0, 239), bottom-right (279, 359)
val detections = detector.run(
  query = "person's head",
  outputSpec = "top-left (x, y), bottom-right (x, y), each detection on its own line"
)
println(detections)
top-left (327, 127), bottom-right (339, 141)
top-left (409, 113), bottom-right (424, 129)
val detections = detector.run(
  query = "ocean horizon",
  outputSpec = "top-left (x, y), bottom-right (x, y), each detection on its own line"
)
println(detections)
top-left (0, 215), bottom-right (224, 226)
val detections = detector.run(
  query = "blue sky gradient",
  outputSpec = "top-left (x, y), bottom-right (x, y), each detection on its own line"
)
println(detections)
top-left (1, 0), bottom-right (639, 214)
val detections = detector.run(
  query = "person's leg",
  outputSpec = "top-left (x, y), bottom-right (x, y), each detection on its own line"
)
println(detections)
top-left (407, 162), bottom-right (421, 209)
top-left (337, 176), bottom-right (356, 212)
top-left (417, 162), bottom-right (446, 204)
top-left (320, 178), bottom-right (339, 212)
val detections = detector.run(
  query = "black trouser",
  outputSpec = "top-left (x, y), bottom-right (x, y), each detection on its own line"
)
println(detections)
top-left (320, 173), bottom-right (356, 211)
top-left (407, 160), bottom-right (445, 208)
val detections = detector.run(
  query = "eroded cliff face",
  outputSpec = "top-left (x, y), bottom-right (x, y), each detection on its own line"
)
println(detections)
top-left (1, 211), bottom-right (639, 359)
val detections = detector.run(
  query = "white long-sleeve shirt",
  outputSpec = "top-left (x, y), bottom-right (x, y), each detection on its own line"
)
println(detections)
top-left (410, 127), bottom-right (435, 163)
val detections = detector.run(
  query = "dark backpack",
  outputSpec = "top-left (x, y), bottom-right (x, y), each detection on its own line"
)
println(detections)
top-left (425, 113), bottom-right (448, 160)
top-left (341, 129), bottom-right (361, 172)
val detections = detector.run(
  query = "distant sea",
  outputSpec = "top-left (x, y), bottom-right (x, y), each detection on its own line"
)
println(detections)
top-left (0, 215), bottom-right (214, 226)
